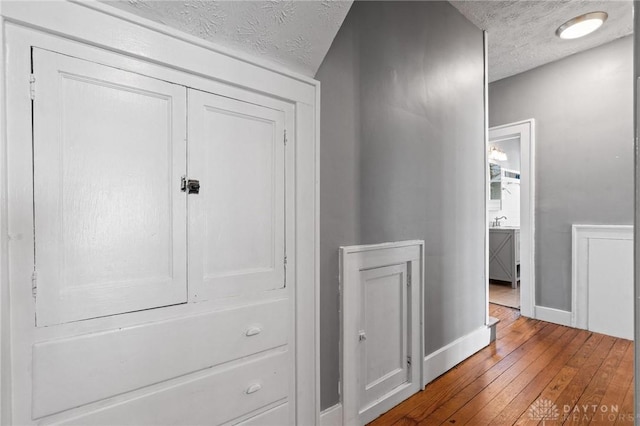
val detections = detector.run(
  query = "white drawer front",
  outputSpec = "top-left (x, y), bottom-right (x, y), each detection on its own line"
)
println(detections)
top-left (232, 403), bottom-right (290, 426)
top-left (33, 299), bottom-right (289, 418)
top-left (56, 349), bottom-right (290, 425)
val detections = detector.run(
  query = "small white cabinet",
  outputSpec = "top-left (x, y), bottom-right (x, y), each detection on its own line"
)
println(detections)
top-left (340, 241), bottom-right (424, 425)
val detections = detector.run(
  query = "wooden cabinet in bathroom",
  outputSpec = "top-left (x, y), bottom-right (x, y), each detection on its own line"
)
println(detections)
top-left (489, 228), bottom-right (520, 289)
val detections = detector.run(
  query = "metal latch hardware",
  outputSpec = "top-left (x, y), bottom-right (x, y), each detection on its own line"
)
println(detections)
top-left (181, 177), bottom-right (200, 194)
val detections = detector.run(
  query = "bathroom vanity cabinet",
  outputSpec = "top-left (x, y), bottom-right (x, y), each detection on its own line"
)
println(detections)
top-left (489, 228), bottom-right (520, 289)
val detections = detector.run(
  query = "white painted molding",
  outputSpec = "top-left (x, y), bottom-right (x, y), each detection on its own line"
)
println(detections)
top-left (423, 325), bottom-right (491, 387)
top-left (339, 239), bottom-right (425, 254)
top-left (571, 224), bottom-right (633, 337)
top-left (534, 306), bottom-right (572, 327)
top-left (320, 404), bottom-right (343, 426)
top-left (488, 119), bottom-right (535, 318)
top-left (483, 31), bottom-right (490, 326)
top-left (634, 72), bottom-right (640, 422)
top-left (0, 3), bottom-right (9, 424)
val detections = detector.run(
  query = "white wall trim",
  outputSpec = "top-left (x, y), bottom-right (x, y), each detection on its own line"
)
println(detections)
top-left (633, 51), bottom-right (640, 420)
top-left (488, 119), bottom-right (535, 318)
top-left (483, 31), bottom-right (490, 326)
top-left (571, 224), bottom-right (633, 333)
top-left (534, 306), bottom-right (572, 327)
top-left (0, 2), bottom-right (9, 424)
top-left (422, 325), bottom-right (491, 386)
top-left (320, 404), bottom-right (343, 426)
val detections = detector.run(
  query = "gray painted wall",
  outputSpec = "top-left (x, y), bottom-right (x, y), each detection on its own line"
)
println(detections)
top-left (316, 8), bottom-right (361, 411)
top-left (316, 1), bottom-right (486, 409)
top-left (490, 36), bottom-right (634, 311)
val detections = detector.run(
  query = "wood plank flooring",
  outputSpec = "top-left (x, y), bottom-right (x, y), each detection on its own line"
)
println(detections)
top-left (368, 304), bottom-right (634, 425)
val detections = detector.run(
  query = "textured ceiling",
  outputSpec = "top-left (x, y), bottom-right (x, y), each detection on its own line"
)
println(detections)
top-left (102, 1), bottom-right (632, 82)
top-left (450, 0), bottom-right (633, 82)
top-left (101, 0), bottom-right (353, 76)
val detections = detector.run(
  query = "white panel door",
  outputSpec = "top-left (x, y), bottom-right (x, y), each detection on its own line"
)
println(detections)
top-left (32, 48), bottom-right (187, 326)
top-left (188, 89), bottom-right (286, 301)
top-left (360, 263), bottom-right (409, 408)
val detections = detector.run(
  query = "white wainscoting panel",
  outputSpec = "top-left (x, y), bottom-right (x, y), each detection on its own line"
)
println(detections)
top-left (572, 225), bottom-right (633, 340)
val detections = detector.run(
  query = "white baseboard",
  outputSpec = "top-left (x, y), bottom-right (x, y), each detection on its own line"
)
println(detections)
top-left (423, 325), bottom-right (491, 386)
top-left (534, 305), bottom-right (572, 327)
top-left (320, 403), bottom-right (343, 426)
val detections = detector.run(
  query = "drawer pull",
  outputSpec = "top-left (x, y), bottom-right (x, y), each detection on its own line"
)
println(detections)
top-left (245, 383), bottom-right (262, 394)
top-left (245, 326), bottom-right (262, 337)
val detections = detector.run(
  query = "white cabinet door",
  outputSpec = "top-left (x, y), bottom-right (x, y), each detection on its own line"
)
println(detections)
top-left (187, 89), bottom-right (286, 301)
top-left (32, 48), bottom-right (188, 326)
top-left (359, 264), bottom-right (410, 408)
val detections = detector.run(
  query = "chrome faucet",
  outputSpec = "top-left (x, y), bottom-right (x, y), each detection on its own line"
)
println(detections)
top-left (492, 216), bottom-right (507, 227)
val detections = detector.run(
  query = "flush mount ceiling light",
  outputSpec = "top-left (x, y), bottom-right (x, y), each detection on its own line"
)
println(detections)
top-left (556, 11), bottom-right (608, 40)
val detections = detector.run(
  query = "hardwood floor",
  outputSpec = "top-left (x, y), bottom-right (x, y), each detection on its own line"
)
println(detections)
top-left (368, 304), bottom-right (634, 425)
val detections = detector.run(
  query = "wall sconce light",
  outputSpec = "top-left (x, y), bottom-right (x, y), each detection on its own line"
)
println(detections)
top-left (556, 11), bottom-right (608, 40)
top-left (489, 146), bottom-right (508, 162)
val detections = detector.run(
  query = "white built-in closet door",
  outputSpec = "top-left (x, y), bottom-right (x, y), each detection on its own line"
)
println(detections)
top-left (32, 49), bottom-right (187, 326)
top-left (188, 89), bottom-right (286, 300)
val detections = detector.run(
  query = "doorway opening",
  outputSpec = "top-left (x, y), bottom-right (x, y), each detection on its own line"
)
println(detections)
top-left (487, 120), bottom-right (535, 318)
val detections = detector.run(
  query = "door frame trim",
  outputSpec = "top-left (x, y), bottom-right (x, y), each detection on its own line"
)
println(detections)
top-left (339, 240), bottom-right (424, 426)
top-left (488, 119), bottom-right (536, 317)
